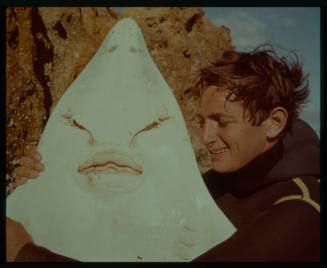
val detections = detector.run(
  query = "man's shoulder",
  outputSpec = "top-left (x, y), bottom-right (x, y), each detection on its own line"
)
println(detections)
top-left (252, 175), bottom-right (320, 219)
top-left (271, 176), bottom-right (320, 209)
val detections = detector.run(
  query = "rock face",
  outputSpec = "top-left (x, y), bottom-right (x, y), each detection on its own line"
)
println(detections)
top-left (6, 7), bottom-right (233, 195)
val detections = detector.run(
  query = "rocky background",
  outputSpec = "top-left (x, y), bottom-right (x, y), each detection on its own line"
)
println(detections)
top-left (6, 7), bottom-right (233, 195)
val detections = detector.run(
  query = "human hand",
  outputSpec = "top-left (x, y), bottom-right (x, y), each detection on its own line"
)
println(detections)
top-left (13, 148), bottom-right (44, 187)
top-left (6, 217), bottom-right (33, 262)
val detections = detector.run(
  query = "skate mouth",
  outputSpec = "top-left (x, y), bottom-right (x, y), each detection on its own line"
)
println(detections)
top-left (78, 151), bottom-right (143, 176)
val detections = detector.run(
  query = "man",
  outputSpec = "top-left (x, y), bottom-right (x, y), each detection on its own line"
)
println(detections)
top-left (7, 46), bottom-right (320, 261)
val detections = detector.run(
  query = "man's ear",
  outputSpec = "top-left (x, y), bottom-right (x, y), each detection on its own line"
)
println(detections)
top-left (265, 107), bottom-right (288, 140)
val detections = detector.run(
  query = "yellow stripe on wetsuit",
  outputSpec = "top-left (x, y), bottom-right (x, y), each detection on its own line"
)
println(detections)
top-left (274, 177), bottom-right (320, 213)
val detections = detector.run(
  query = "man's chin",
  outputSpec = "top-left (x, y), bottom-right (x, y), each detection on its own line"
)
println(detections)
top-left (211, 162), bottom-right (234, 174)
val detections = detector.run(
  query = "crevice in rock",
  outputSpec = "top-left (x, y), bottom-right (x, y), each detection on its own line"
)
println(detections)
top-left (106, 7), bottom-right (118, 19)
top-left (183, 49), bottom-right (191, 59)
top-left (185, 14), bottom-right (201, 32)
top-left (66, 14), bottom-right (72, 23)
top-left (53, 21), bottom-right (67, 39)
top-left (30, 7), bottom-right (54, 127)
top-left (7, 8), bottom-right (19, 49)
top-left (7, 25), bottom-right (19, 49)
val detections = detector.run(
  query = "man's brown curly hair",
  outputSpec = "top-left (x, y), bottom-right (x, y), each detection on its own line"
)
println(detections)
top-left (195, 45), bottom-right (310, 133)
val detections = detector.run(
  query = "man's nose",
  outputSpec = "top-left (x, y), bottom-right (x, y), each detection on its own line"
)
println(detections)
top-left (201, 119), bottom-right (218, 145)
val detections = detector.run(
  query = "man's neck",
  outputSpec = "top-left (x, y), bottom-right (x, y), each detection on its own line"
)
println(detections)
top-left (210, 140), bottom-right (284, 197)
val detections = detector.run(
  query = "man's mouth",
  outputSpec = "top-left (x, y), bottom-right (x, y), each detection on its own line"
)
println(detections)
top-left (78, 151), bottom-right (143, 176)
top-left (210, 148), bottom-right (228, 155)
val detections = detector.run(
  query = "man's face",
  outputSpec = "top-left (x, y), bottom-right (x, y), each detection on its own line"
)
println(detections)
top-left (197, 86), bottom-right (270, 174)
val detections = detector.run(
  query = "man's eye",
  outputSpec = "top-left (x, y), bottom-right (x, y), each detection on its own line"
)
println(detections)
top-left (198, 121), bottom-right (204, 128)
top-left (218, 121), bottom-right (230, 127)
top-left (194, 117), bottom-right (204, 128)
